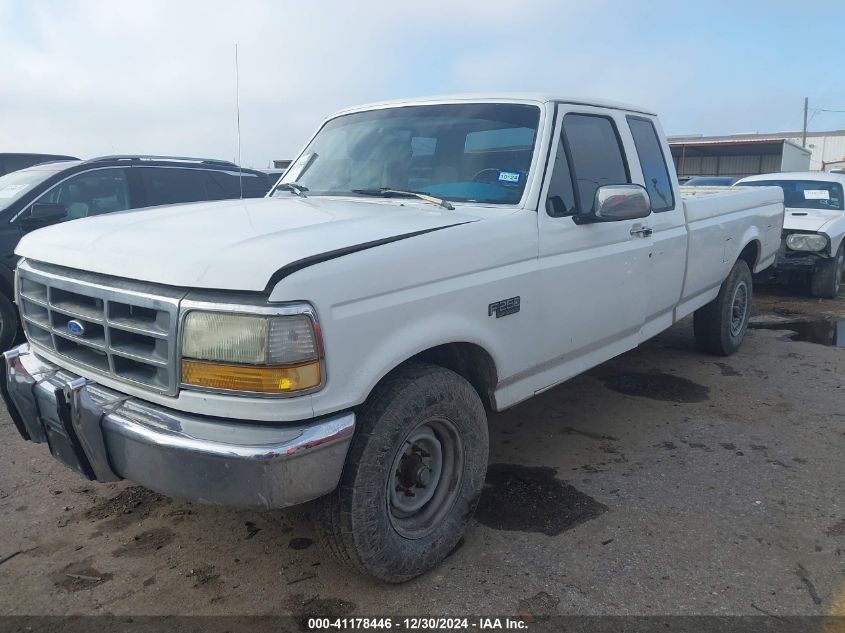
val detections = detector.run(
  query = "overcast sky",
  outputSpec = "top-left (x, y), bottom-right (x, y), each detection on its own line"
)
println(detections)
top-left (2, 0), bottom-right (844, 168)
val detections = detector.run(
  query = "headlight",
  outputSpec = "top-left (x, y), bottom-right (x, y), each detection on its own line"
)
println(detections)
top-left (785, 233), bottom-right (827, 252)
top-left (181, 310), bottom-right (322, 395)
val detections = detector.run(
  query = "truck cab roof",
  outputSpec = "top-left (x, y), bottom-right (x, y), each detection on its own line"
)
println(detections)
top-left (330, 93), bottom-right (657, 118)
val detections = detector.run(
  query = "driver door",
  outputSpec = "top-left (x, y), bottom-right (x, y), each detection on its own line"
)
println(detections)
top-left (533, 106), bottom-right (651, 392)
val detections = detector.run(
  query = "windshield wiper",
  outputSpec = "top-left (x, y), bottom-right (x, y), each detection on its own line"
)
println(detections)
top-left (275, 182), bottom-right (309, 198)
top-left (350, 188), bottom-right (454, 210)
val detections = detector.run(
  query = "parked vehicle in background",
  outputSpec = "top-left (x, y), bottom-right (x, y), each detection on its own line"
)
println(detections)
top-left (0, 156), bottom-right (274, 349)
top-left (735, 172), bottom-right (845, 297)
top-left (684, 176), bottom-right (740, 187)
top-left (260, 168), bottom-right (287, 189)
top-left (2, 94), bottom-right (783, 582)
top-left (0, 153), bottom-right (78, 177)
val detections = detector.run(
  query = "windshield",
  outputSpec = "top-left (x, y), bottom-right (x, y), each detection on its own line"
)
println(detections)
top-left (739, 179), bottom-right (844, 211)
top-left (0, 166), bottom-right (65, 212)
top-left (275, 103), bottom-right (541, 205)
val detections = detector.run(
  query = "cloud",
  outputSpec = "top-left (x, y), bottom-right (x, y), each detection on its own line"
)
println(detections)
top-left (1, 0), bottom-right (843, 166)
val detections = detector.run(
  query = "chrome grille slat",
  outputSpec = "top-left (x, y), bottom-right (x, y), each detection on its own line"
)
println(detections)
top-left (19, 292), bottom-right (48, 307)
top-left (49, 301), bottom-right (104, 322)
top-left (107, 317), bottom-right (169, 339)
top-left (21, 309), bottom-right (50, 330)
top-left (54, 329), bottom-right (107, 349)
top-left (109, 346), bottom-right (169, 367)
top-left (17, 260), bottom-right (184, 396)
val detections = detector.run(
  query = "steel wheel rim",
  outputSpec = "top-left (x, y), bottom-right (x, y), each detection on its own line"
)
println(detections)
top-left (730, 280), bottom-right (749, 337)
top-left (387, 417), bottom-right (463, 539)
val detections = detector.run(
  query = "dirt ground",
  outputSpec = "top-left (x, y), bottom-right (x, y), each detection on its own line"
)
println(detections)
top-left (0, 285), bottom-right (843, 618)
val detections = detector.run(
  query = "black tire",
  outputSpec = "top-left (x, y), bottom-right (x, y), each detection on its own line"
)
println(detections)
top-left (0, 292), bottom-right (19, 352)
top-left (315, 361), bottom-right (488, 583)
top-left (810, 243), bottom-right (844, 299)
top-left (693, 259), bottom-right (753, 356)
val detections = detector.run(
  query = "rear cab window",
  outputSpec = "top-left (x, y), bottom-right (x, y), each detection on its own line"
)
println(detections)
top-left (627, 116), bottom-right (675, 212)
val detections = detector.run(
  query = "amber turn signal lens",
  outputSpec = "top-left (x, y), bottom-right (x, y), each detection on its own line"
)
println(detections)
top-left (181, 359), bottom-right (321, 394)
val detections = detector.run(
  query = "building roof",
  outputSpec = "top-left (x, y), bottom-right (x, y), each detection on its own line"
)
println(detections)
top-left (668, 136), bottom-right (810, 158)
top-left (669, 130), bottom-right (845, 143)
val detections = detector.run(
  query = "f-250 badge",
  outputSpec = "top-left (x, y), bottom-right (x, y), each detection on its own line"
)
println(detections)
top-left (488, 296), bottom-right (520, 318)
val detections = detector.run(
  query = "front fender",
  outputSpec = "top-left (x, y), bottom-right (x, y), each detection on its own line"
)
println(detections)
top-left (822, 228), bottom-right (845, 257)
top-left (344, 312), bottom-right (503, 410)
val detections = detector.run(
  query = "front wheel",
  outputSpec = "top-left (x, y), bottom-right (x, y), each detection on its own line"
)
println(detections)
top-left (810, 243), bottom-right (844, 299)
top-left (315, 362), bottom-right (489, 583)
top-left (694, 259), bottom-right (753, 356)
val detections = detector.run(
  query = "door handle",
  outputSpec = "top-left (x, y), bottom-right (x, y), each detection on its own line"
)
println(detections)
top-left (630, 226), bottom-right (653, 237)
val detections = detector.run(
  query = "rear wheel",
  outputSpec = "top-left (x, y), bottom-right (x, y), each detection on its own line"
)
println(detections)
top-left (0, 292), bottom-right (19, 352)
top-left (694, 259), bottom-right (752, 356)
top-left (810, 243), bottom-right (844, 299)
top-left (315, 362), bottom-right (488, 583)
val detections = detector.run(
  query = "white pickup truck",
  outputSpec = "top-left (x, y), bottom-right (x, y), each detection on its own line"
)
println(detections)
top-left (3, 94), bottom-right (783, 582)
top-left (735, 171), bottom-right (845, 297)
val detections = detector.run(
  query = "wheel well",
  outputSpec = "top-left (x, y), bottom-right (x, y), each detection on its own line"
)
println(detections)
top-left (409, 342), bottom-right (498, 411)
top-left (738, 240), bottom-right (760, 271)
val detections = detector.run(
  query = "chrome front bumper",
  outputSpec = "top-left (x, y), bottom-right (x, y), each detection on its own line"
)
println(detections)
top-left (1, 344), bottom-right (355, 509)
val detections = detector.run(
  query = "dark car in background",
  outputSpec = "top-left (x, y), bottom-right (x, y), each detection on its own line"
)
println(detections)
top-left (0, 153), bottom-right (78, 177)
top-left (0, 155), bottom-right (274, 348)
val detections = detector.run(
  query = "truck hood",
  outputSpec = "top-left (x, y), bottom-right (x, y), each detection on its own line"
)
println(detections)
top-left (16, 196), bottom-right (482, 291)
top-left (782, 207), bottom-right (844, 234)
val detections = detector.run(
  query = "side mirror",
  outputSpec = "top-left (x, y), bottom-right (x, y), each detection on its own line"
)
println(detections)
top-left (19, 202), bottom-right (67, 229)
top-left (574, 185), bottom-right (651, 224)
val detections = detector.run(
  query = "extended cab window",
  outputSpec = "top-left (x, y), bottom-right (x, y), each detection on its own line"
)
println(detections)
top-left (140, 168), bottom-right (208, 206)
top-left (628, 116), bottom-right (674, 212)
top-left (562, 114), bottom-right (629, 212)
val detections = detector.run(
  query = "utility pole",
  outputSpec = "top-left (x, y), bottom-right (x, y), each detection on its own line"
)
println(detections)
top-left (802, 97), bottom-right (808, 148)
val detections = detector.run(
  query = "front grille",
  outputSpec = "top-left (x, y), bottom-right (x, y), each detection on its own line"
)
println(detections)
top-left (17, 260), bottom-right (185, 395)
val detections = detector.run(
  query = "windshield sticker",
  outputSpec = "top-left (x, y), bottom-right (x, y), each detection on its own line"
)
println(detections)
top-left (0, 184), bottom-right (28, 199)
top-left (804, 189), bottom-right (830, 200)
top-left (498, 171), bottom-right (521, 185)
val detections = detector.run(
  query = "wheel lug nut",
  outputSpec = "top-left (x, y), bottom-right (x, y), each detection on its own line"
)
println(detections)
top-left (416, 466), bottom-right (431, 487)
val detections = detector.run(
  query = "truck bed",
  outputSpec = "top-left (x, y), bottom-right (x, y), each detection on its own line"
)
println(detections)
top-left (676, 186), bottom-right (784, 321)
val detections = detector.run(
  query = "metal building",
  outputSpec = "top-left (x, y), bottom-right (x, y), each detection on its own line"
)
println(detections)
top-left (669, 136), bottom-right (811, 179)
top-left (669, 129), bottom-right (845, 177)
top-left (793, 130), bottom-right (845, 171)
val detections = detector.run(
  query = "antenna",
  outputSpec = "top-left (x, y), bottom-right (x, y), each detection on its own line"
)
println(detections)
top-left (235, 43), bottom-right (243, 199)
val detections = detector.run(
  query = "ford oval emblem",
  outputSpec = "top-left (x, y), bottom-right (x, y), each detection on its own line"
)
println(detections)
top-left (67, 320), bottom-right (86, 336)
